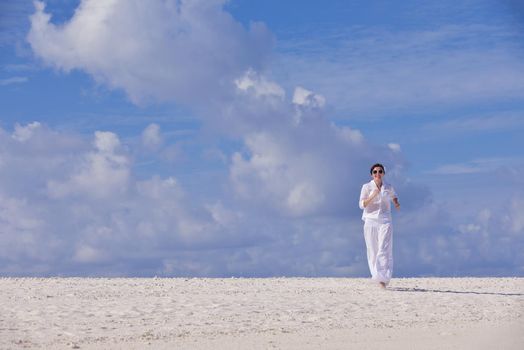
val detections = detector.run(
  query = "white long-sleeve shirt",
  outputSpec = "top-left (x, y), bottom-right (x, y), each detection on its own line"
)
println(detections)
top-left (359, 180), bottom-right (398, 222)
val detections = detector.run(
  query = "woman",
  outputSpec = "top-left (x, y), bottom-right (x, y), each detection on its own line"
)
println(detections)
top-left (359, 163), bottom-right (400, 289)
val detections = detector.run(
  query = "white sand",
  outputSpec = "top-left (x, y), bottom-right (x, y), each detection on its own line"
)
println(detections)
top-left (1, 277), bottom-right (523, 349)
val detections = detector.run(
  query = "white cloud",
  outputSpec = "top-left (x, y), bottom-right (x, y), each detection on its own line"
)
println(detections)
top-left (336, 125), bottom-right (364, 144)
top-left (94, 131), bottom-right (120, 153)
top-left (426, 157), bottom-right (521, 175)
top-left (509, 198), bottom-right (524, 233)
top-left (0, 76), bottom-right (29, 86)
top-left (47, 131), bottom-right (129, 199)
top-left (230, 130), bottom-right (343, 217)
top-left (423, 112), bottom-right (524, 133)
top-left (274, 25), bottom-right (524, 118)
top-left (0, 192), bottom-right (48, 269)
top-left (0, 122), bottom-right (523, 277)
top-left (229, 78), bottom-right (400, 217)
top-left (443, 202), bottom-right (524, 274)
top-left (205, 201), bottom-right (241, 227)
top-left (235, 69), bottom-right (285, 99)
top-left (292, 86), bottom-right (326, 108)
top-left (3, 63), bottom-right (36, 72)
top-left (18, 1), bottom-right (524, 278)
top-left (427, 163), bottom-right (481, 175)
top-left (27, 0), bottom-right (273, 105)
top-left (458, 223), bottom-right (482, 234)
top-left (286, 181), bottom-right (325, 215)
top-left (141, 123), bottom-right (163, 150)
top-left (388, 143), bottom-right (401, 152)
top-left (0, 194), bottom-right (43, 232)
top-left (0, 123), bottom-right (222, 275)
top-left (12, 121), bottom-right (41, 142)
top-left (73, 244), bottom-right (108, 264)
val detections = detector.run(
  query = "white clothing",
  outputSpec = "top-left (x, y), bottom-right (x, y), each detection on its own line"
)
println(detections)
top-left (359, 180), bottom-right (397, 222)
top-left (363, 219), bottom-right (393, 284)
top-left (359, 179), bottom-right (397, 284)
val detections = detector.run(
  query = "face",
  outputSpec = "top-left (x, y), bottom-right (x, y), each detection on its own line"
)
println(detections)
top-left (371, 167), bottom-right (384, 181)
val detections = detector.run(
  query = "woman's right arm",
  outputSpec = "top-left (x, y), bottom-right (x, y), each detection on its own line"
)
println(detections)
top-left (359, 185), bottom-right (367, 209)
top-left (360, 186), bottom-right (379, 209)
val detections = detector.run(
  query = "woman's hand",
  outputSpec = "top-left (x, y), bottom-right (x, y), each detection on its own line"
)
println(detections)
top-left (363, 189), bottom-right (380, 207)
top-left (393, 198), bottom-right (400, 210)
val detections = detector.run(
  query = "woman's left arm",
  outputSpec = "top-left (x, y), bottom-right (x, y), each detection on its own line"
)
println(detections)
top-left (393, 197), bottom-right (400, 210)
top-left (390, 185), bottom-right (400, 210)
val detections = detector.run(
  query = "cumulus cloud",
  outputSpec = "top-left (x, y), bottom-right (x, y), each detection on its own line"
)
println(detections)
top-left (445, 201), bottom-right (524, 275)
top-left (228, 73), bottom-right (401, 218)
top-left (47, 131), bottom-right (129, 199)
top-left (12, 121), bottom-right (41, 141)
top-left (18, 1), bottom-right (524, 278)
top-left (1, 122), bottom-right (523, 276)
top-left (0, 123), bottom-right (230, 275)
top-left (235, 69), bottom-right (285, 99)
top-left (141, 123), bottom-right (163, 150)
top-left (0, 122), bottom-right (87, 197)
top-left (230, 127), bottom-right (365, 217)
top-left (508, 198), bottom-right (524, 234)
top-left (27, 0), bottom-right (273, 105)
top-left (292, 86), bottom-right (326, 108)
top-left (0, 119), bottom-right (390, 276)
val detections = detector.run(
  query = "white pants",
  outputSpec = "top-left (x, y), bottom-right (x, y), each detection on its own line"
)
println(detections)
top-left (363, 219), bottom-right (393, 285)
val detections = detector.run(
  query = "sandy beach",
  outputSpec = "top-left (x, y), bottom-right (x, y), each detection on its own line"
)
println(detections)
top-left (1, 277), bottom-right (523, 349)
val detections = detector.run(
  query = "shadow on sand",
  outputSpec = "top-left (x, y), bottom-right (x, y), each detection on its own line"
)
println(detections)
top-left (388, 287), bottom-right (524, 297)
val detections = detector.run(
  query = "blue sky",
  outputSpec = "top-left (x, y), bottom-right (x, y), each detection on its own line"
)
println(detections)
top-left (0, 0), bottom-right (523, 277)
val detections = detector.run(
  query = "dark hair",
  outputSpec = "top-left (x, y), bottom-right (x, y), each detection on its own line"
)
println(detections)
top-left (370, 163), bottom-right (385, 174)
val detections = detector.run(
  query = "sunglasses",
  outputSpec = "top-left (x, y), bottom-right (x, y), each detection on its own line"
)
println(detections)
top-left (373, 169), bottom-right (384, 174)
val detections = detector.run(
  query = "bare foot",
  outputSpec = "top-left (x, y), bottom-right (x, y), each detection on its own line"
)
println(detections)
top-left (379, 282), bottom-right (386, 289)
